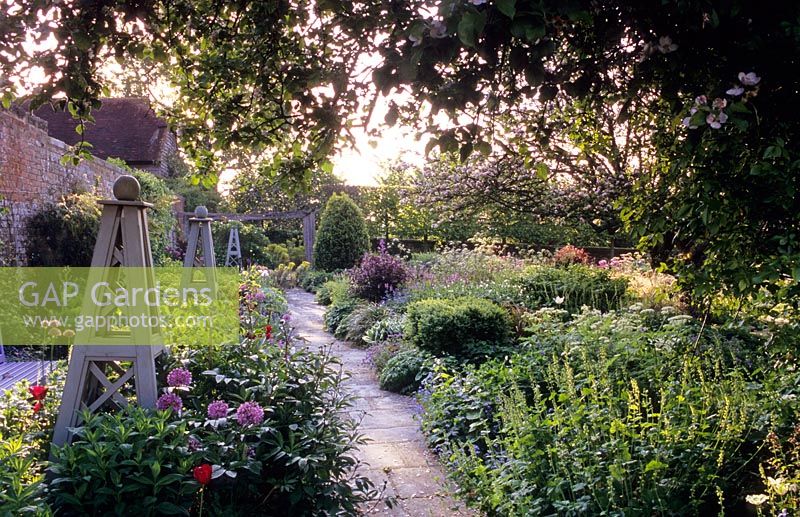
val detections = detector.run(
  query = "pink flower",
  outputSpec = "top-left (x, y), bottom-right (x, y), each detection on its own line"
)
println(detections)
top-left (166, 368), bottom-right (192, 387)
top-left (695, 95), bottom-right (707, 105)
top-left (726, 86), bottom-right (744, 96)
top-left (657, 35), bottom-right (678, 53)
top-left (712, 98), bottom-right (727, 110)
top-left (157, 392), bottom-right (183, 413)
top-left (597, 260), bottom-right (609, 269)
top-left (236, 401), bottom-right (265, 426)
top-left (207, 400), bottom-right (229, 419)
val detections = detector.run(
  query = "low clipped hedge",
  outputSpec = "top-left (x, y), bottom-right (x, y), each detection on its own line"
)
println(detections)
top-left (405, 297), bottom-right (512, 360)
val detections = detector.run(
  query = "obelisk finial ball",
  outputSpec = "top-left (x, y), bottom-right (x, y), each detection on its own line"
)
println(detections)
top-left (113, 175), bottom-right (141, 201)
top-left (195, 206), bottom-right (209, 218)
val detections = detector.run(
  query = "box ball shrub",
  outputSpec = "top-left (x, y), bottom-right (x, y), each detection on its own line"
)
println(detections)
top-left (313, 193), bottom-right (370, 271)
top-left (406, 297), bottom-right (513, 360)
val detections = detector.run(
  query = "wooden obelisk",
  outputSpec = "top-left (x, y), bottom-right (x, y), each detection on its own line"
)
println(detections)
top-left (181, 206), bottom-right (217, 294)
top-left (225, 226), bottom-right (242, 268)
top-left (52, 175), bottom-right (164, 448)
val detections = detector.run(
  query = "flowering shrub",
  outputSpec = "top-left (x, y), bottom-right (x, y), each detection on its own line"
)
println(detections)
top-left (553, 244), bottom-right (591, 266)
top-left (350, 242), bottom-right (409, 302)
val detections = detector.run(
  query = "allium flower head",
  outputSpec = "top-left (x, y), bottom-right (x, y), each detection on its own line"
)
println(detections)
top-left (157, 392), bottom-right (183, 413)
top-left (236, 401), bottom-right (265, 426)
top-left (207, 400), bottom-right (229, 419)
top-left (167, 367), bottom-right (192, 387)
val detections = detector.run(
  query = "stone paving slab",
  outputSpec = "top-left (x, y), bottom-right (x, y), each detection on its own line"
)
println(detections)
top-left (286, 289), bottom-right (476, 516)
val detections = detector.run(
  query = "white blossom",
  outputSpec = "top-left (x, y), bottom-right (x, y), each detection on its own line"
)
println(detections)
top-left (430, 20), bottom-right (447, 39)
top-left (726, 86), bottom-right (744, 96)
top-left (657, 35), bottom-right (678, 53)
top-left (738, 71), bottom-right (761, 86)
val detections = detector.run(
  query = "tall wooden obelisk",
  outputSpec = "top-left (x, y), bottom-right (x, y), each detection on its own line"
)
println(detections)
top-left (52, 176), bottom-right (164, 448)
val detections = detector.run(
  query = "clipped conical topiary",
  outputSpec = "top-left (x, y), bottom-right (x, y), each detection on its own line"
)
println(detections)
top-left (314, 193), bottom-right (370, 271)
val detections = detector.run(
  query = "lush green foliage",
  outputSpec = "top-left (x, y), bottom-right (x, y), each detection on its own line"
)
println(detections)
top-left (48, 407), bottom-right (197, 515)
top-left (313, 193), bottom-right (370, 272)
top-left (413, 264), bottom-right (629, 315)
top-left (418, 306), bottom-right (797, 515)
top-left (212, 221), bottom-right (272, 266)
top-left (378, 348), bottom-right (430, 395)
top-left (128, 168), bottom-right (179, 266)
top-left (335, 303), bottom-right (390, 343)
top-left (25, 191), bottom-right (100, 266)
top-left (405, 297), bottom-right (512, 360)
top-left (315, 278), bottom-right (351, 307)
top-left (298, 269), bottom-right (337, 294)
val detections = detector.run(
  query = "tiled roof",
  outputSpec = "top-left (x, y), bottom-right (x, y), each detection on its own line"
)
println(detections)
top-left (33, 97), bottom-right (169, 163)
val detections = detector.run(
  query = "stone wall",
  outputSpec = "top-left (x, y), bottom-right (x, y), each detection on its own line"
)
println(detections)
top-left (0, 108), bottom-right (128, 265)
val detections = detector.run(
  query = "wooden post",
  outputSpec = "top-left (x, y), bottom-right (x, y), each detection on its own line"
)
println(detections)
top-left (302, 211), bottom-right (316, 265)
top-left (225, 226), bottom-right (242, 268)
top-left (182, 206), bottom-right (217, 295)
top-left (52, 176), bottom-right (164, 448)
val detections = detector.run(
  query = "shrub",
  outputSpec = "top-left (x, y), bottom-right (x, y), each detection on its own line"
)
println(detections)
top-left (316, 278), bottom-right (351, 306)
top-left (350, 243), bottom-right (409, 302)
top-left (48, 407), bottom-right (197, 515)
top-left (26, 191), bottom-right (100, 266)
top-left (313, 193), bottom-right (370, 271)
top-left (263, 243), bottom-right (290, 269)
top-left (379, 348), bottom-right (430, 394)
top-left (513, 264), bottom-right (628, 313)
top-left (410, 264), bottom-right (629, 314)
top-left (299, 270), bottom-right (337, 293)
top-left (406, 297), bottom-right (513, 360)
top-left (553, 243), bottom-right (591, 266)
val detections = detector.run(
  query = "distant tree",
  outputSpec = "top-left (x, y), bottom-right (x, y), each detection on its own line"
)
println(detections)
top-left (313, 193), bottom-right (370, 271)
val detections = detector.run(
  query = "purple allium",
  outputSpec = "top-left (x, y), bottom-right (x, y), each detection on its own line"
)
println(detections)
top-left (188, 437), bottom-right (202, 452)
top-left (157, 392), bottom-right (183, 412)
top-left (207, 400), bottom-right (229, 419)
top-left (236, 401), bottom-right (265, 426)
top-left (167, 367), bottom-right (192, 387)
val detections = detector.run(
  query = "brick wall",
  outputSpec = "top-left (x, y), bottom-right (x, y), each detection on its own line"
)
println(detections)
top-left (0, 108), bottom-right (128, 265)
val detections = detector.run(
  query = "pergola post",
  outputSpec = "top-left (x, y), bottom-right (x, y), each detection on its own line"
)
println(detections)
top-left (302, 211), bottom-right (316, 265)
top-left (52, 176), bottom-right (164, 449)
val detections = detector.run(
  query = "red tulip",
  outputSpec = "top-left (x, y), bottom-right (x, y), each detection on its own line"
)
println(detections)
top-left (33, 401), bottom-right (43, 413)
top-left (29, 385), bottom-right (48, 401)
top-left (193, 464), bottom-right (212, 486)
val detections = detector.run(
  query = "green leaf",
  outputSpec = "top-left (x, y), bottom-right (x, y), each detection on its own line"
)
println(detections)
top-left (458, 11), bottom-right (487, 47)
top-left (644, 460), bottom-right (667, 473)
top-left (496, 0), bottom-right (516, 18)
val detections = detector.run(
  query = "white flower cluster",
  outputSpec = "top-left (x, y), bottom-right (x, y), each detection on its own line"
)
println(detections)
top-left (682, 71), bottom-right (761, 130)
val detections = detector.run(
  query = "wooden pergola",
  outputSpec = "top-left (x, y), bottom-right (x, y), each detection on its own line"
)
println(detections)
top-left (178, 210), bottom-right (317, 265)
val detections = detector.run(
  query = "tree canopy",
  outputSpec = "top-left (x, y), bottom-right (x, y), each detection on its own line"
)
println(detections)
top-left (3, 0), bottom-right (800, 301)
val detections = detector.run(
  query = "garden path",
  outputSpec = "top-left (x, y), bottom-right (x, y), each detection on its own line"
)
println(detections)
top-left (286, 289), bottom-right (476, 517)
